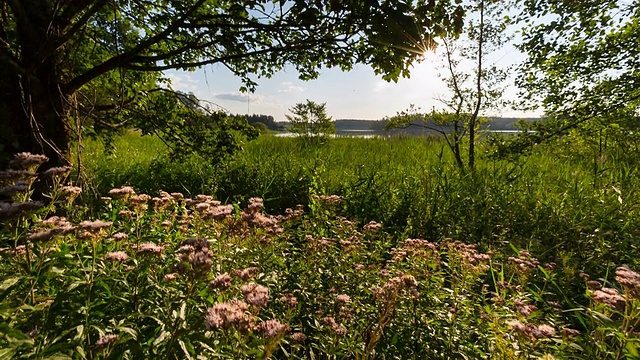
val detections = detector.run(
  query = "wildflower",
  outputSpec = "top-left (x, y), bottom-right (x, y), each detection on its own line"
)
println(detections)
top-left (95, 334), bottom-right (118, 349)
top-left (591, 288), bottom-right (626, 310)
top-left (163, 273), bottom-right (178, 281)
top-left (336, 294), bottom-right (351, 304)
top-left (118, 210), bottom-right (132, 218)
top-left (210, 273), bottom-right (232, 289)
top-left (42, 166), bottom-right (72, 178)
top-left (233, 267), bottom-right (260, 280)
top-left (616, 266), bottom-right (640, 297)
top-left (62, 186), bottom-right (82, 197)
top-left (242, 282), bottom-right (269, 307)
top-left (112, 232), bottom-right (128, 241)
top-left (247, 197), bottom-right (264, 213)
top-left (27, 228), bottom-right (64, 242)
top-left (514, 300), bottom-right (537, 317)
top-left (135, 242), bottom-right (164, 255)
top-left (195, 202), bottom-right (210, 212)
top-left (108, 186), bottom-right (135, 200)
top-left (0, 201), bottom-right (43, 219)
top-left (320, 316), bottom-right (347, 336)
top-left (205, 204), bottom-right (234, 220)
top-left (41, 216), bottom-right (71, 227)
top-left (79, 220), bottom-right (113, 233)
top-left (0, 169), bottom-right (37, 182)
top-left (241, 211), bottom-right (278, 228)
top-left (279, 294), bottom-right (298, 307)
top-left (354, 264), bottom-right (365, 271)
top-left (279, 206), bottom-right (304, 221)
top-left (195, 194), bottom-right (213, 202)
top-left (77, 230), bottom-right (95, 240)
top-left (105, 251), bottom-right (129, 262)
top-left (0, 180), bottom-right (30, 196)
top-left (204, 300), bottom-right (251, 331)
top-left (256, 319), bottom-right (289, 338)
top-left (188, 249), bottom-right (213, 271)
top-left (10, 153), bottom-right (48, 169)
top-left (508, 321), bottom-right (555, 340)
top-left (315, 194), bottom-right (342, 205)
top-left (536, 324), bottom-right (556, 338)
top-left (586, 280), bottom-right (603, 290)
top-left (290, 332), bottom-right (306, 342)
top-left (363, 221), bottom-right (382, 233)
top-left (170, 192), bottom-right (184, 199)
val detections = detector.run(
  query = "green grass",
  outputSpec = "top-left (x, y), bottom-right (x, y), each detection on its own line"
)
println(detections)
top-left (3, 132), bottom-right (640, 358)
top-left (80, 131), bottom-right (640, 276)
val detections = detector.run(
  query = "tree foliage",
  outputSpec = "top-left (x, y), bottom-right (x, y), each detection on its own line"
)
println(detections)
top-left (0, 0), bottom-right (465, 167)
top-left (388, 0), bottom-right (513, 171)
top-left (286, 100), bottom-right (335, 140)
top-left (505, 0), bottom-right (640, 153)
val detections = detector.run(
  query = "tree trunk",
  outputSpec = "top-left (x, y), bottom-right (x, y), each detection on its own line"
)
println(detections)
top-left (0, 1), bottom-right (72, 170)
top-left (0, 66), bottom-right (72, 171)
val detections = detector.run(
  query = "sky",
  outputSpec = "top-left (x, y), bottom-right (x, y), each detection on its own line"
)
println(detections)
top-left (164, 40), bottom-right (538, 122)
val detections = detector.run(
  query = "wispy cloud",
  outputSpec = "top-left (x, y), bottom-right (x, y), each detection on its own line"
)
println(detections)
top-left (278, 81), bottom-right (305, 93)
top-left (215, 92), bottom-right (266, 104)
top-left (164, 72), bottom-right (198, 91)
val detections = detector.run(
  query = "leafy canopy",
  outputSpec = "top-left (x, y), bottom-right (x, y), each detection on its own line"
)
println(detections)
top-left (514, 0), bottom-right (640, 138)
top-left (0, 0), bottom-right (466, 164)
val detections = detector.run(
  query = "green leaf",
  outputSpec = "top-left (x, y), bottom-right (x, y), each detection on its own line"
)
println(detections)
top-left (0, 347), bottom-right (18, 359)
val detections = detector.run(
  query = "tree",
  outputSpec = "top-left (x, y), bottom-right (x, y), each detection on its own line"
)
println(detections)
top-left (508, 0), bottom-right (640, 150)
top-left (0, 0), bottom-right (465, 167)
top-left (286, 100), bottom-right (335, 141)
top-left (388, 0), bottom-right (512, 171)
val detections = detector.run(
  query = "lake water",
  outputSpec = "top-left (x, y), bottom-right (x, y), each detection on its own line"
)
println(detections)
top-left (274, 129), bottom-right (525, 139)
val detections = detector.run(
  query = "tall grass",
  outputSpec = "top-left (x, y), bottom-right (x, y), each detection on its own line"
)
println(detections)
top-left (81, 132), bottom-right (640, 277)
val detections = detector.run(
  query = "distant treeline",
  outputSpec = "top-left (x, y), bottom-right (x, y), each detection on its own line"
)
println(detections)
top-left (332, 118), bottom-right (541, 135)
top-left (245, 114), bottom-right (285, 130)
top-left (242, 116), bottom-right (541, 134)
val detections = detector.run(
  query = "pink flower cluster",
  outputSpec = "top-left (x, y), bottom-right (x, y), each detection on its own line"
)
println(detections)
top-left (210, 273), bottom-right (232, 289)
top-left (590, 287), bottom-right (626, 311)
top-left (508, 320), bottom-right (555, 340)
top-left (241, 282), bottom-right (269, 307)
top-left (255, 319), bottom-right (289, 338)
top-left (205, 299), bottom-right (251, 331)
top-left (616, 266), bottom-right (640, 298)
top-left (321, 316), bottom-right (347, 336)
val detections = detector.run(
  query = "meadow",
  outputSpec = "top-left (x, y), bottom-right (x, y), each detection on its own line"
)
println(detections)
top-left (1, 132), bottom-right (639, 358)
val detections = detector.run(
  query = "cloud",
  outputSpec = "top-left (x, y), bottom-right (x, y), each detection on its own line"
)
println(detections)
top-left (164, 72), bottom-right (198, 91)
top-left (278, 81), bottom-right (305, 93)
top-left (215, 92), bottom-right (266, 104)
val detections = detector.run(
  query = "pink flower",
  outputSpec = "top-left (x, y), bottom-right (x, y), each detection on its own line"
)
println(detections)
top-left (255, 319), bottom-right (289, 338)
top-left (10, 153), bottom-right (48, 169)
top-left (242, 282), bottom-right (269, 307)
top-left (290, 332), bottom-right (306, 342)
top-left (205, 300), bottom-right (251, 330)
top-left (79, 220), bottom-right (113, 233)
top-left (105, 251), bottom-right (129, 262)
top-left (210, 273), bottom-right (232, 289)
top-left (135, 242), bottom-right (164, 255)
top-left (95, 334), bottom-right (118, 349)
top-left (108, 186), bottom-right (135, 200)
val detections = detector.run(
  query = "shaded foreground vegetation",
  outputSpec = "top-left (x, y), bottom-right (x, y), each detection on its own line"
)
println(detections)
top-left (1, 133), bottom-right (640, 358)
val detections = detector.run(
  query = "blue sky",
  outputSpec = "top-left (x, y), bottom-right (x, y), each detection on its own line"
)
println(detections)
top-left (164, 41), bottom-right (537, 121)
